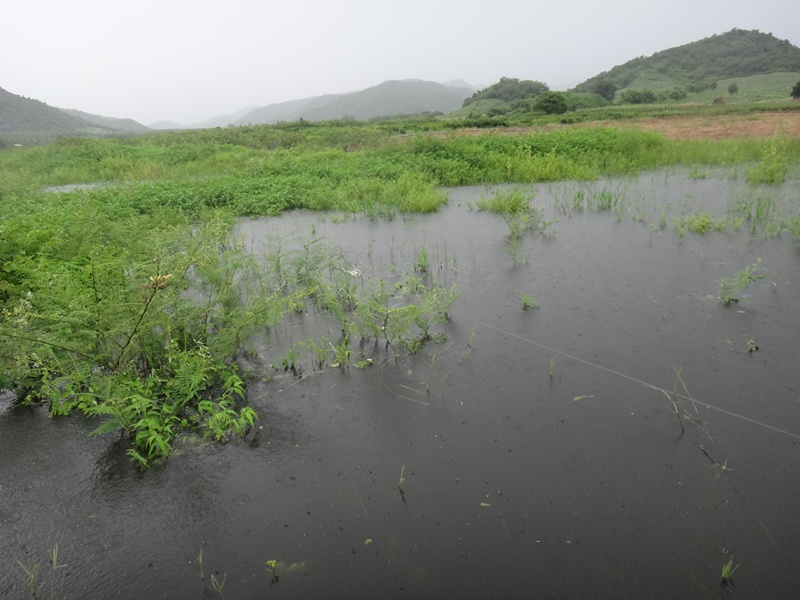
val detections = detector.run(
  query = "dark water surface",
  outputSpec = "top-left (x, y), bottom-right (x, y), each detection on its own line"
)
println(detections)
top-left (2, 171), bottom-right (799, 599)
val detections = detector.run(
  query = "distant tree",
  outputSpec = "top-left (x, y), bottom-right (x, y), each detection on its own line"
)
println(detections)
top-left (534, 92), bottom-right (568, 114)
top-left (792, 80), bottom-right (800, 99)
top-left (620, 89), bottom-right (656, 104)
top-left (728, 82), bottom-right (739, 94)
top-left (593, 79), bottom-right (618, 102)
top-left (487, 107), bottom-right (508, 117)
top-left (562, 92), bottom-right (610, 111)
top-left (668, 87), bottom-right (688, 101)
top-left (463, 77), bottom-right (549, 107)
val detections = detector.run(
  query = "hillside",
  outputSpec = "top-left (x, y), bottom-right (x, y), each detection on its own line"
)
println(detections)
top-left (0, 87), bottom-right (98, 134)
top-left (62, 108), bottom-right (150, 132)
top-left (574, 29), bottom-right (800, 97)
top-left (236, 79), bottom-right (474, 125)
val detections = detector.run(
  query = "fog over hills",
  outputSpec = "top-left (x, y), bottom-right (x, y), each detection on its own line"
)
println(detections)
top-left (3, 28), bottom-right (799, 136)
top-left (146, 80), bottom-right (476, 130)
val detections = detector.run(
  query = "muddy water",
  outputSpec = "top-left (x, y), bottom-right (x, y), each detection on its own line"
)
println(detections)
top-left (2, 171), bottom-right (800, 599)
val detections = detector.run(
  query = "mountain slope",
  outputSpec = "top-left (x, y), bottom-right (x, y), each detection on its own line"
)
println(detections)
top-left (61, 108), bottom-right (150, 132)
top-left (574, 29), bottom-right (800, 94)
top-left (236, 79), bottom-right (473, 125)
top-left (0, 87), bottom-right (98, 133)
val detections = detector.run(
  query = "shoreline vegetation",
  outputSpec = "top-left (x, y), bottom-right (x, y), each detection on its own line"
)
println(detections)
top-left (2, 105), bottom-right (799, 466)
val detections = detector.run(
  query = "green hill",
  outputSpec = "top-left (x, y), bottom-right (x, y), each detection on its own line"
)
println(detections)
top-left (575, 29), bottom-right (800, 99)
top-left (462, 78), bottom-right (549, 107)
top-left (61, 108), bottom-right (150, 133)
top-left (0, 87), bottom-right (97, 134)
top-left (236, 80), bottom-right (474, 125)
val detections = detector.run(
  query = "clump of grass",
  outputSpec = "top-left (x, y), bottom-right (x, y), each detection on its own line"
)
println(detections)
top-left (517, 291), bottom-right (539, 310)
top-left (674, 210), bottom-right (736, 235)
top-left (720, 558), bottom-right (740, 587)
top-left (477, 189), bottom-right (556, 237)
top-left (17, 545), bottom-right (66, 599)
top-left (719, 259), bottom-right (767, 305)
top-left (477, 189), bottom-right (555, 265)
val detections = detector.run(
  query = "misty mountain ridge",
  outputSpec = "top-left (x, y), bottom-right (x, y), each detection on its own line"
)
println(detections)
top-left (3, 28), bottom-right (799, 137)
top-left (233, 79), bottom-right (475, 126)
top-left (146, 80), bottom-right (476, 130)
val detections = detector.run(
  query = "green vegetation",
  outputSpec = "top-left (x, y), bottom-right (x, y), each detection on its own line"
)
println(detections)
top-left (685, 72), bottom-right (800, 105)
top-left (2, 116), bottom-right (800, 467)
top-left (462, 77), bottom-right (549, 107)
top-left (477, 188), bottom-right (556, 264)
top-left (719, 260), bottom-right (767, 305)
top-left (575, 29), bottom-right (800, 97)
top-left (0, 86), bottom-right (116, 135)
top-left (720, 559), bottom-right (740, 587)
top-left (534, 92), bottom-right (568, 115)
top-left (17, 545), bottom-right (66, 599)
top-left (517, 292), bottom-right (539, 310)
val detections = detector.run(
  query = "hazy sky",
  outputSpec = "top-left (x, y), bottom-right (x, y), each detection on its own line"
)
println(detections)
top-left (3, 0), bottom-right (798, 125)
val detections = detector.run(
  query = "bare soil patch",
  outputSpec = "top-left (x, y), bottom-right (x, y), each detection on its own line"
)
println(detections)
top-left (453, 109), bottom-right (800, 141)
top-left (604, 110), bottom-right (800, 139)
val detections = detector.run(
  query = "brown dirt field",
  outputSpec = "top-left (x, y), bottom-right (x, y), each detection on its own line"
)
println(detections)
top-left (597, 111), bottom-right (800, 140)
top-left (453, 110), bottom-right (800, 141)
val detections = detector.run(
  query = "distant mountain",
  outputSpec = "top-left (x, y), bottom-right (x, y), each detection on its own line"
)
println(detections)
top-left (190, 105), bottom-right (261, 129)
top-left (236, 79), bottom-right (474, 125)
top-left (442, 79), bottom-right (478, 90)
top-left (61, 108), bottom-right (150, 132)
top-left (0, 87), bottom-right (98, 134)
top-left (148, 120), bottom-right (185, 130)
top-left (574, 28), bottom-right (800, 95)
top-left (149, 106), bottom-right (261, 130)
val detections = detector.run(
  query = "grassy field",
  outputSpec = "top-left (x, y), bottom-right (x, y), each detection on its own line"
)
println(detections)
top-left (2, 107), bottom-right (799, 465)
top-left (686, 71), bottom-right (800, 103)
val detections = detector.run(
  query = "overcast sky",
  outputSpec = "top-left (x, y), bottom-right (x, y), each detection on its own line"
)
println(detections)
top-left (2, 0), bottom-right (798, 126)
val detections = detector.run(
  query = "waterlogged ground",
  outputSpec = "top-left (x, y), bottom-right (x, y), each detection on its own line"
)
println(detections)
top-left (2, 169), bottom-right (800, 599)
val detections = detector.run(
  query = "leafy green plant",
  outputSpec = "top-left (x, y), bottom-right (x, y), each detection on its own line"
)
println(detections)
top-left (719, 259), bottom-right (767, 305)
top-left (0, 209), bottom-right (274, 466)
top-left (746, 134), bottom-right (789, 185)
top-left (265, 559), bottom-right (306, 584)
top-left (414, 247), bottom-right (430, 273)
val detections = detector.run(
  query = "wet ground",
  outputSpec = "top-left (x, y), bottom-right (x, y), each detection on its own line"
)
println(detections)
top-left (2, 170), bottom-right (799, 599)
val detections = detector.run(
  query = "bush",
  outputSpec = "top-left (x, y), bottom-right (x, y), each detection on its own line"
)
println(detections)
top-left (792, 80), bottom-right (800, 99)
top-left (620, 89), bottom-right (657, 104)
top-left (534, 92), bottom-right (568, 115)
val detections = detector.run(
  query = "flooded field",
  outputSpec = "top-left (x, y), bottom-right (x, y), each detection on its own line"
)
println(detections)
top-left (2, 169), bottom-right (799, 599)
